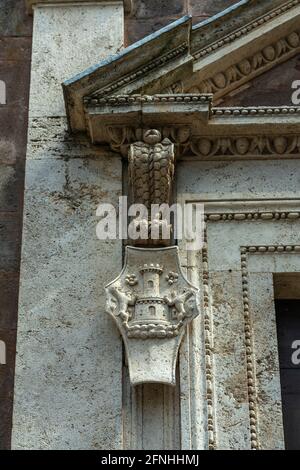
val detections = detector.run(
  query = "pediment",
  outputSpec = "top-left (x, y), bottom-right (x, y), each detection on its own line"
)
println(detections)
top-left (219, 54), bottom-right (300, 106)
top-left (64, 0), bottom-right (300, 133)
top-left (63, 0), bottom-right (300, 162)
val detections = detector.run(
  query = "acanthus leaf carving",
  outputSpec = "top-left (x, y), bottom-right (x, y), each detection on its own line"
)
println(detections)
top-left (126, 129), bottom-right (176, 247)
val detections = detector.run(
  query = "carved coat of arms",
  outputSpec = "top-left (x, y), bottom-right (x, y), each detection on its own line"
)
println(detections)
top-left (106, 246), bottom-right (200, 385)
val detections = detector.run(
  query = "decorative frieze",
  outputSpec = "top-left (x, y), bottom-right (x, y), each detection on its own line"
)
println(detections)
top-left (193, 0), bottom-right (300, 60)
top-left (190, 136), bottom-right (300, 158)
top-left (110, 131), bottom-right (300, 159)
top-left (105, 125), bottom-right (191, 158)
top-left (187, 31), bottom-right (300, 96)
top-left (91, 123), bottom-right (300, 159)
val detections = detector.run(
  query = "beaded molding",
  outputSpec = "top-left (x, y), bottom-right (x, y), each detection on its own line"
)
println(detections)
top-left (240, 247), bottom-right (260, 450)
top-left (89, 43), bottom-right (188, 100)
top-left (187, 30), bottom-right (300, 97)
top-left (84, 93), bottom-right (212, 107)
top-left (193, 0), bottom-right (300, 60)
top-left (202, 228), bottom-right (216, 450)
top-left (240, 244), bottom-right (300, 449)
top-left (203, 210), bottom-right (300, 449)
top-left (211, 106), bottom-right (300, 117)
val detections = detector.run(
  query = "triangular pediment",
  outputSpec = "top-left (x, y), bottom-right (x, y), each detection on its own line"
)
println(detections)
top-left (219, 54), bottom-right (300, 106)
top-left (64, 0), bottom-right (300, 135)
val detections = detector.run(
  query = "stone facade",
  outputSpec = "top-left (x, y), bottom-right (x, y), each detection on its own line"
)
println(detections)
top-left (1, 0), bottom-right (300, 450)
top-left (0, 0), bottom-right (32, 450)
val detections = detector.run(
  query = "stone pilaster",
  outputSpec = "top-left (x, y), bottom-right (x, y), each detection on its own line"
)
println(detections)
top-left (12, 1), bottom-right (124, 449)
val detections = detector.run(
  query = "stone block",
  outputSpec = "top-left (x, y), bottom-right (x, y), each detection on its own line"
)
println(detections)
top-left (0, 329), bottom-right (16, 399)
top-left (12, 153), bottom-right (124, 449)
top-left (29, 4), bottom-right (124, 118)
top-left (0, 276), bottom-right (19, 329)
top-left (0, 216), bottom-right (21, 272)
top-left (0, 397), bottom-right (13, 450)
top-left (189, 0), bottom-right (238, 17)
top-left (210, 271), bottom-right (250, 449)
top-left (134, 0), bottom-right (186, 19)
top-left (0, 0), bottom-right (32, 37)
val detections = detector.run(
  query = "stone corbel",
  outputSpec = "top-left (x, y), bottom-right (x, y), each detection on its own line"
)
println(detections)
top-left (94, 96), bottom-right (207, 385)
top-left (128, 128), bottom-right (175, 247)
top-left (106, 246), bottom-right (200, 385)
top-left (86, 94), bottom-right (211, 248)
top-left (105, 126), bottom-right (201, 386)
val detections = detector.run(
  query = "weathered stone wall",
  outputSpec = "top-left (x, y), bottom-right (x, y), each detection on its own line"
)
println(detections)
top-left (222, 54), bottom-right (300, 106)
top-left (0, 0), bottom-right (239, 449)
top-left (0, 0), bottom-right (32, 450)
top-left (11, 2), bottom-right (124, 450)
top-left (0, 0), bottom-right (299, 450)
top-left (126, 0), bottom-right (237, 44)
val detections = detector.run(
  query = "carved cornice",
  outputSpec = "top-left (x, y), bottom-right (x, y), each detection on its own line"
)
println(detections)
top-left (193, 0), bottom-right (300, 60)
top-left (64, 1), bottom-right (300, 132)
top-left (63, 16), bottom-right (192, 131)
top-left (84, 94), bottom-right (211, 149)
top-left (83, 93), bottom-right (300, 159)
top-left (88, 43), bottom-right (189, 100)
top-left (84, 92), bottom-right (210, 106)
top-left (181, 29), bottom-right (300, 97)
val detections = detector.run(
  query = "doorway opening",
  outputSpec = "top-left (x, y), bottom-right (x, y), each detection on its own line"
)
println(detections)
top-left (274, 273), bottom-right (300, 450)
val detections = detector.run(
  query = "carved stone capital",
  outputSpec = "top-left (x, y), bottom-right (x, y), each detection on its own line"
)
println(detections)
top-left (105, 246), bottom-right (200, 385)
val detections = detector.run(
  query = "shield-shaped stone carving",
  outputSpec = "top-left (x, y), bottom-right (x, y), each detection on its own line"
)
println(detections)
top-left (105, 246), bottom-right (200, 385)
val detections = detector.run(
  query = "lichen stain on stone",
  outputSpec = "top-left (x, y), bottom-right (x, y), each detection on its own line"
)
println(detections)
top-left (49, 186), bottom-right (111, 212)
top-left (224, 370), bottom-right (248, 404)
